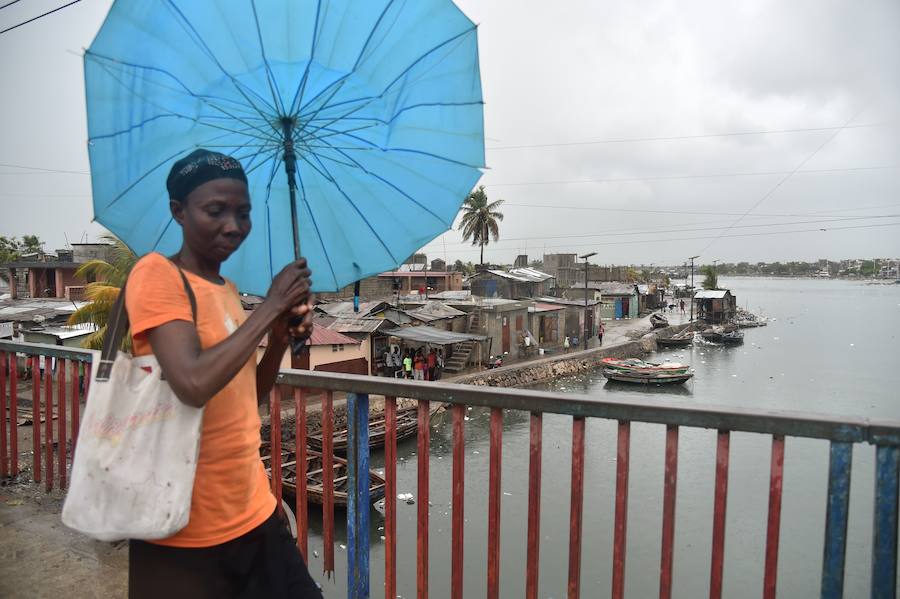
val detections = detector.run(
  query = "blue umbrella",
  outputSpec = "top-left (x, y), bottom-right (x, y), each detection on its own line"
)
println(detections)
top-left (85, 0), bottom-right (484, 294)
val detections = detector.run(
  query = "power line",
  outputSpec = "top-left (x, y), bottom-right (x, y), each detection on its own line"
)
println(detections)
top-left (0, 0), bottom-right (23, 10)
top-left (486, 165), bottom-right (897, 187)
top-left (427, 221), bottom-right (900, 256)
top-left (0, 162), bottom-right (89, 175)
top-left (486, 123), bottom-right (881, 150)
top-left (0, 0), bottom-right (81, 35)
top-left (436, 214), bottom-right (900, 247)
top-left (699, 107), bottom-right (867, 254)
top-left (503, 201), bottom-right (900, 218)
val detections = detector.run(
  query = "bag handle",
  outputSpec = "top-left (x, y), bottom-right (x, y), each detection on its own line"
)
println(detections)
top-left (96, 260), bottom-right (197, 381)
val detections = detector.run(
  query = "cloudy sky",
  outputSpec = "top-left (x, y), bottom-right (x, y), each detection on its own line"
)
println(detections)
top-left (2, 0), bottom-right (899, 268)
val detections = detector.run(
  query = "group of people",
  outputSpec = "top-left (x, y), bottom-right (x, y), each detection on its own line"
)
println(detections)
top-left (383, 346), bottom-right (444, 381)
top-left (563, 321), bottom-right (607, 352)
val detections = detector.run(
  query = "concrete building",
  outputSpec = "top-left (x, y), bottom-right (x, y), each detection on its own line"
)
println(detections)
top-left (532, 296), bottom-right (601, 342)
top-left (261, 323), bottom-right (368, 375)
top-left (542, 253), bottom-right (580, 287)
top-left (563, 282), bottom-right (639, 320)
top-left (528, 302), bottom-right (566, 347)
top-left (3, 243), bottom-right (113, 300)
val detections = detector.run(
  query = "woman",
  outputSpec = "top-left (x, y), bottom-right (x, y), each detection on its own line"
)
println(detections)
top-left (125, 150), bottom-right (322, 598)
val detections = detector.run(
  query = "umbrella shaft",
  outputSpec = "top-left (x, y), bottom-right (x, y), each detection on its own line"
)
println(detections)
top-left (281, 117), bottom-right (301, 260)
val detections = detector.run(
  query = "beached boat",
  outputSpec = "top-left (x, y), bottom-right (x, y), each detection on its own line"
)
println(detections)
top-left (307, 404), bottom-right (437, 453)
top-left (601, 357), bottom-right (690, 375)
top-left (701, 329), bottom-right (744, 344)
top-left (261, 448), bottom-right (386, 507)
top-left (602, 368), bottom-right (693, 385)
top-left (657, 330), bottom-right (694, 348)
top-left (650, 312), bottom-right (669, 328)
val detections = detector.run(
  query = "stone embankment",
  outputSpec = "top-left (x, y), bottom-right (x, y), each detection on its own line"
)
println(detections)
top-left (453, 322), bottom-right (694, 389)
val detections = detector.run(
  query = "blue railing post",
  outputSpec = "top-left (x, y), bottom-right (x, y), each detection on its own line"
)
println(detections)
top-left (346, 393), bottom-right (371, 599)
top-left (821, 442), bottom-right (852, 599)
top-left (871, 445), bottom-right (898, 599)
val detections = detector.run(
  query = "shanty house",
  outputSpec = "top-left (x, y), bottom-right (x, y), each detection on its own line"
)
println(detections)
top-left (533, 296), bottom-right (601, 342)
top-left (693, 289), bottom-right (737, 324)
top-left (260, 323), bottom-right (368, 375)
top-left (469, 267), bottom-right (555, 299)
top-left (528, 302), bottom-right (565, 348)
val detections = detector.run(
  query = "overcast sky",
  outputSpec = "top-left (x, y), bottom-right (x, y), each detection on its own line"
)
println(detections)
top-left (2, 0), bottom-right (899, 267)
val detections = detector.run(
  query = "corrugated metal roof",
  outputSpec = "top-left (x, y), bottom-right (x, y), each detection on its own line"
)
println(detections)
top-left (315, 300), bottom-right (390, 318)
top-left (480, 267), bottom-right (554, 283)
top-left (23, 323), bottom-right (98, 340)
top-left (533, 296), bottom-right (601, 307)
top-left (307, 325), bottom-right (360, 346)
top-left (406, 301), bottom-right (466, 322)
top-left (530, 302), bottom-right (566, 313)
top-left (694, 289), bottom-right (730, 299)
top-left (326, 317), bottom-right (386, 334)
top-left (382, 325), bottom-right (487, 345)
top-left (571, 282), bottom-right (637, 296)
top-left (0, 298), bottom-right (87, 322)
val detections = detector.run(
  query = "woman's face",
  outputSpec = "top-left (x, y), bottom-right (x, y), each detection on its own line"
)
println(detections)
top-left (172, 178), bottom-right (251, 262)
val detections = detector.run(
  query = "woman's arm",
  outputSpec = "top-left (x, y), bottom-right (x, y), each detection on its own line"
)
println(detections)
top-left (255, 301), bottom-right (313, 403)
top-left (146, 260), bottom-right (311, 408)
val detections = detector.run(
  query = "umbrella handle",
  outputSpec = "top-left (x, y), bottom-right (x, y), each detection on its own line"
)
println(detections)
top-left (289, 319), bottom-right (309, 357)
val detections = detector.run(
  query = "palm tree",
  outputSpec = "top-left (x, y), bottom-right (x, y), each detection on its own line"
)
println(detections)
top-left (701, 265), bottom-right (719, 290)
top-left (67, 235), bottom-right (138, 349)
top-left (459, 186), bottom-right (504, 265)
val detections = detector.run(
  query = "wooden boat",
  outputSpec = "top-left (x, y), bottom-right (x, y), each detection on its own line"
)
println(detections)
top-left (600, 357), bottom-right (690, 375)
top-left (657, 330), bottom-right (694, 348)
top-left (307, 405), bottom-right (424, 453)
top-left (603, 368), bottom-right (693, 385)
top-left (701, 330), bottom-right (744, 344)
top-left (650, 312), bottom-right (669, 328)
top-left (261, 448), bottom-right (386, 507)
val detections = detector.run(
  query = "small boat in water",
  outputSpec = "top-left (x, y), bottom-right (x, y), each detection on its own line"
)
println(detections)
top-left (603, 368), bottom-right (693, 385)
top-left (657, 330), bottom-right (694, 348)
top-left (261, 448), bottom-right (386, 507)
top-left (601, 357), bottom-right (690, 375)
top-left (701, 329), bottom-right (744, 344)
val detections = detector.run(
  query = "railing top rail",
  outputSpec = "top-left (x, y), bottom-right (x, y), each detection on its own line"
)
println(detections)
top-left (1, 339), bottom-right (896, 446)
top-left (0, 340), bottom-right (94, 362)
top-left (276, 368), bottom-right (900, 446)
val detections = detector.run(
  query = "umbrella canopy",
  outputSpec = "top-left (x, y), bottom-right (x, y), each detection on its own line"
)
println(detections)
top-left (85, 0), bottom-right (484, 294)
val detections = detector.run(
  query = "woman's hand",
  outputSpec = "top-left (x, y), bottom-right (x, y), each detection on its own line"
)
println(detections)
top-left (265, 258), bottom-right (312, 315)
top-left (270, 300), bottom-right (315, 346)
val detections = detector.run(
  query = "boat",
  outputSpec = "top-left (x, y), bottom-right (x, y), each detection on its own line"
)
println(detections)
top-left (600, 357), bottom-right (690, 375)
top-left (602, 368), bottom-right (693, 385)
top-left (657, 330), bottom-right (694, 348)
top-left (701, 329), bottom-right (744, 344)
top-left (650, 312), bottom-right (669, 328)
top-left (307, 404), bottom-right (439, 453)
top-left (261, 448), bottom-right (386, 507)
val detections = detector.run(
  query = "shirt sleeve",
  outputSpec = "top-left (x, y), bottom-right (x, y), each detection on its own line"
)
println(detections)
top-left (125, 253), bottom-right (194, 341)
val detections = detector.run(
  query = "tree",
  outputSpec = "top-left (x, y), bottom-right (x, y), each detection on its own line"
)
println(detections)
top-left (0, 235), bottom-right (44, 264)
top-left (701, 265), bottom-right (718, 290)
top-left (67, 235), bottom-right (138, 349)
top-left (459, 185), bottom-right (504, 265)
top-left (452, 259), bottom-right (465, 272)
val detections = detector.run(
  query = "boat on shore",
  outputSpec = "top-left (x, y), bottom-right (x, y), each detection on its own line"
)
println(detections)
top-left (602, 368), bottom-right (693, 385)
top-left (650, 312), bottom-right (669, 328)
top-left (701, 329), bottom-right (744, 344)
top-left (307, 405), bottom-right (427, 453)
top-left (261, 448), bottom-right (386, 507)
top-left (601, 357), bottom-right (690, 375)
top-left (657, 330), bottom-right (694, 348)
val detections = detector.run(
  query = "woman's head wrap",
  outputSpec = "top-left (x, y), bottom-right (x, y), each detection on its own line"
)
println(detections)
top-left (166, 149), bottom-right (248, 202)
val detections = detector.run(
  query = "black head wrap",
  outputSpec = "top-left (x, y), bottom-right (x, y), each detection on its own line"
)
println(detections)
top-left (166, 149), bottom-right (248, 202)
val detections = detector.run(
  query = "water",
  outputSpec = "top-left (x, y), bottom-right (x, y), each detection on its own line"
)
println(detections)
top-left (306, 278), bottom-right (900, 598)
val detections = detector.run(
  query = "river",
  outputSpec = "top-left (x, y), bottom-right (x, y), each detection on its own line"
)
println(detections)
top-left (308, 277), bottom-right (900, 598)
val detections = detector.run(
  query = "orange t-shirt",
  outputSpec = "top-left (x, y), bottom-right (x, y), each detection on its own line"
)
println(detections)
top-left (125, 253), bottom-right (275, 547)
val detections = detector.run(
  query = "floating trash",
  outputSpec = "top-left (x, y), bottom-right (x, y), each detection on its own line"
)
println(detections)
top-left (397, 492), bottom-right (414, 502)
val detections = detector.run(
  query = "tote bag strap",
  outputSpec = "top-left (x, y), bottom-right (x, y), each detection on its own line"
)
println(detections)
top-left (96, 261), bottom-right (197, 381)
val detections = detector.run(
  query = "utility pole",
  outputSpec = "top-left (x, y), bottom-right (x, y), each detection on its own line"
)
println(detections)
top-left (689, 255), bottom-right (699, 322)
top-left (579, 252), bottom-right (597, 349)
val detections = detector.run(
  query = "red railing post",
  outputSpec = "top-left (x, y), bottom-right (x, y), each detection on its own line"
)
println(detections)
top-left (417, 400), bottom-right (431, 599)
top-left (0, 351), bottom-right (7, 479)
top-left (659, 425), bottom-right (679, 599)
top-left (31, 357), bottom-right (40, 483)
top-left (322, 390), bottom-right (335, 574)
top-left (525, 411), bottom-right (543, 599)
top-left (451, 403), bottom-right (465, 599)
top-left (709, 430), bottom-right (731, 599)
top-left (70, 359), bottom-right (81, 456)
top-left (57, 358), bottom-right (67, 489)
top-left (270, 387), bottom-right (282, 510)
top-left (612, 421), bottom-right (631, 599)
top-left (9, 353), bottom-right (17, 476)
top-left (568, 416), bottom-right (586, 599)
top-left (384, 396), bottom-right (398, 599)
top-left (44, 362), bottom-right (53, 491)
top-left (763, 435), bottom-right (785, 599)
top-left (294, 387), bottom-right (308, 558)
top-left (487, 407), bottom-right (503, 599)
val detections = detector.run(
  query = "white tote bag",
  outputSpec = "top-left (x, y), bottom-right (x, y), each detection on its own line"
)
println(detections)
top-left (62, 268), bottom-right (204, 541)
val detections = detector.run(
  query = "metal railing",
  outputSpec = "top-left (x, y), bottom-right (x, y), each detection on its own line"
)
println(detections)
top-left (1, 339), bottom-right (899, 599)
